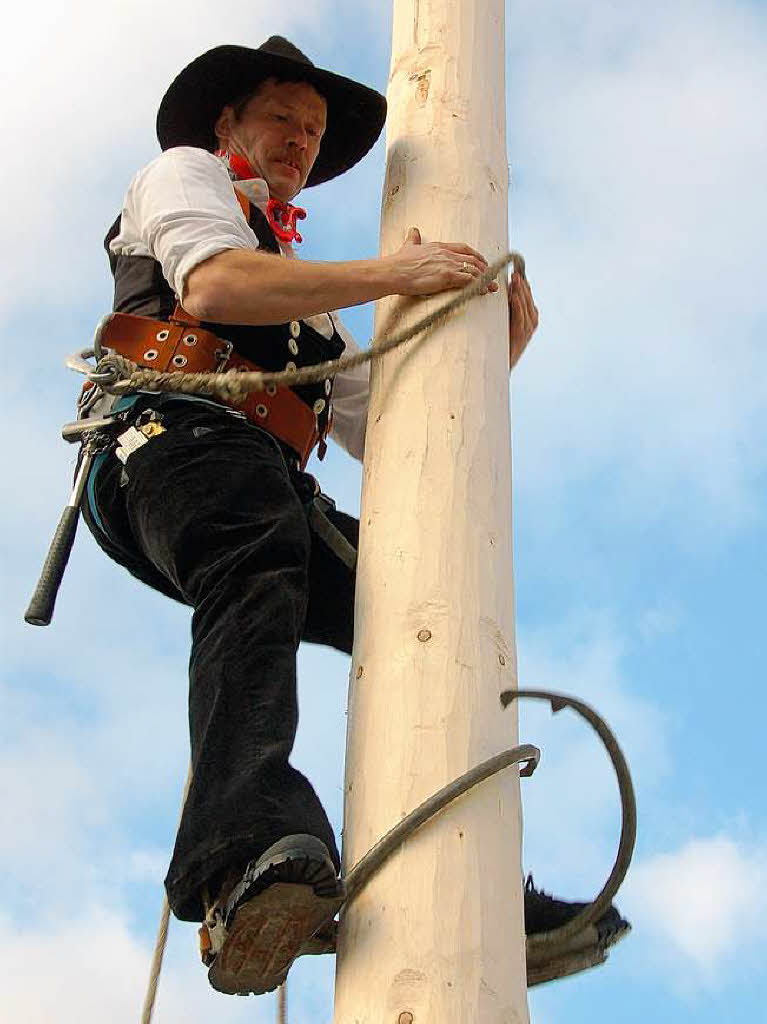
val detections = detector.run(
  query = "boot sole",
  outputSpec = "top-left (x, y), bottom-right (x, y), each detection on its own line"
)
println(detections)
top-left (208, 881), bottom-right (344, 995)
top-left (526, 919), bottom-right (631, 986)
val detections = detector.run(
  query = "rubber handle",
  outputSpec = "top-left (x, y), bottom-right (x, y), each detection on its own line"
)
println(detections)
top-left (24, 505), bottom-right (80, 626)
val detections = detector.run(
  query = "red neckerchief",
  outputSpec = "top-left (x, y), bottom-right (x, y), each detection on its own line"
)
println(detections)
top-left (216, 150), bottom-right (307, 245)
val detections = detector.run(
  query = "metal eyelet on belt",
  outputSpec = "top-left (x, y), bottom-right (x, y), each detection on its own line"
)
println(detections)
top-left (289, 320), bottom-right (301, 339)
top-left (143, 349), bottom-right (159, 361)
top-left (183, 334), bottom-right (198, 346)
top-left (313, 398), bottom-right (326, 415)
top-left (266, 383), bottom-right (278, 396)
top-left (288, 338), bottom-right (299, 355)
top-left (156, 330), bottom-right (170, 342)
top-left (172, 354), bottom-right (188, 368)
top-left (285, 361), bottom-right (297, 372)
top-left (324, 380), bottom-right (331, 395)
top-left (255, 404), bottom-right (268, 418)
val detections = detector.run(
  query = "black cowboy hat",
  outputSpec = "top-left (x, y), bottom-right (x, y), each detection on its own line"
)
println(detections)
top-left (156, 36), bottom-right (387, 188)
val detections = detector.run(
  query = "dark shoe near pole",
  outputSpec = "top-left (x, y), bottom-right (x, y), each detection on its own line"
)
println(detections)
top-left (292, 872), bottom-right (631, 988)
top-left (523, 874), bottom-right (631, 986)
top-left (200, 835), bottom-right (345, 996)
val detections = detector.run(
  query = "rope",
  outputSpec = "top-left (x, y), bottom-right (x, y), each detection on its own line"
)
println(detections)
top-left (95, 251), bottom-right (523, 401)
top-left (278, 983), bottom-right (287, 1024)
top-left (141, 763), bottom-right (193, 1024)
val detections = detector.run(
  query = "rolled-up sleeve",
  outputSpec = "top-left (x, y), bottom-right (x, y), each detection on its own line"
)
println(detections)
top-left (114, 147), bottom-right (259, 300)
top-left (329, 314), bottom-right (370, 463)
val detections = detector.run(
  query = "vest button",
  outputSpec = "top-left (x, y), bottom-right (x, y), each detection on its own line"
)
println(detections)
top-left (266, 383), bottom-right (278, 396)
top-left (255, 404), bottom-right (268, 418)
top-left (285, 361), bottom-right (297, 372)
top-left (313, 398), bottom-right (326, 415)
top-left (289, 320), bottom-right (301, 339)
top-left (324, 379), bottom-right (332, 395)
top-left (288, 337), bottom-right (299, 355)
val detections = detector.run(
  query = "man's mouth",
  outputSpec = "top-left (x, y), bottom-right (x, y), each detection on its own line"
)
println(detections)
top-left (276, 158), bottom-right (301, 175)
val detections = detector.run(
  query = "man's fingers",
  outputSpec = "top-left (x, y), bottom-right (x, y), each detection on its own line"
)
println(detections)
top-left (509, 272), bottom-right (539, 330)
top-left (444, 243), bottom-right (491, 266)
top-left (457, 254), bottom-right (492, 277)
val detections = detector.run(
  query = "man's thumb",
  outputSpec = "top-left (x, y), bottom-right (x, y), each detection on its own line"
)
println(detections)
top-left (407, 226), bottom-right (421, 244)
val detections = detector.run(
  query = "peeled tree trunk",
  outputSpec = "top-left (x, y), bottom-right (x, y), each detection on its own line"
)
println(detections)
top-left (333, 1), bottom-right (529, 1022)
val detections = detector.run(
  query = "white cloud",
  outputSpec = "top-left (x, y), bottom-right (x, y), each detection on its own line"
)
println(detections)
top-left (624, 835), bottom-right (767, 983)
top-left (0, 0), bottom-right (360, 315)
top-left (508, 0), bottom-right (767, 535)
top-left (1, 906), bottom-right (281, 1023)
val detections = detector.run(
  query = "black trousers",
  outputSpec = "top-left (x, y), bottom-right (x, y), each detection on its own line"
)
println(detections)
top-left (82, 397), bottom-right (358, 921)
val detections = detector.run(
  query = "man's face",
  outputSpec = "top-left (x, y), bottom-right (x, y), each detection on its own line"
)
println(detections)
top-left (215, 78), bottom-right (327, 201)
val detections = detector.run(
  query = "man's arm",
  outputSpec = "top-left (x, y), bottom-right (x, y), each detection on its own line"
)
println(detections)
top-left (183, 248), bottom-right (399, 325)
top-left (181, 218), bottom-right (493, 325)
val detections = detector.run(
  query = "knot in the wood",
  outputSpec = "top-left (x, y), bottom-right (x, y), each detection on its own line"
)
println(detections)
top-left (417, 629), bottom-right (432, 642)
top-left (398, 1013), bottom-right (414, 1024)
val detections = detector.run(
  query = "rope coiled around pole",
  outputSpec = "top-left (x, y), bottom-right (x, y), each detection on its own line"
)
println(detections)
top-left (94, 252), bottom-right (523, 402)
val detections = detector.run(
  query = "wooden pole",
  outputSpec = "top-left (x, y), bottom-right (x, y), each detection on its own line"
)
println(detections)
top-left (333, 2), bottom-right (528, 1022)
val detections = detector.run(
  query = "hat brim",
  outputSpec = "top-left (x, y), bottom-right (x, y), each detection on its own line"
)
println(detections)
top-left (156, 45), bottom-right (387, 187)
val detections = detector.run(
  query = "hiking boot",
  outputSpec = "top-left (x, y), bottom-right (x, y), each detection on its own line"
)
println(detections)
top-left (524, 874), bottom-right (631, 986)
top-left (200, 835), bottom-right (345, 996)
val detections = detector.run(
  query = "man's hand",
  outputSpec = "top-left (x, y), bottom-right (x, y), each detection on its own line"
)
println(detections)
top-left (388, 227), bottom-right (500, 297)
top-left (508, 269), bottom-right (539, 370)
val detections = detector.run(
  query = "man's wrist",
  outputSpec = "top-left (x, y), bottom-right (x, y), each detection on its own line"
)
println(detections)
top-left (367, 253), bottom-right (399, 300)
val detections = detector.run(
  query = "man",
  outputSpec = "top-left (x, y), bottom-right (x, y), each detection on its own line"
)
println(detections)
top-left (82, 36), bottom-right (624, 997)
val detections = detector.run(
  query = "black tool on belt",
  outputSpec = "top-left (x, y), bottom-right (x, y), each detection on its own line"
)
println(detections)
top-left (24, 416), bottom-right (124, 626)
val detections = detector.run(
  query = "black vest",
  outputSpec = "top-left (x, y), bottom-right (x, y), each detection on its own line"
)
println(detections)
top-left (104, 201), bottom-right (345, 438)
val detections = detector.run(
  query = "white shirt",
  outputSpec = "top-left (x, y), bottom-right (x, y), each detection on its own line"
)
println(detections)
top-left (110, 146), bottom-right (370, 462)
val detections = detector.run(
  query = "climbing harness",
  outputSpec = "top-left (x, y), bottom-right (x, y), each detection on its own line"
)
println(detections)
top-left (76, 305), bottom-right (330, 469)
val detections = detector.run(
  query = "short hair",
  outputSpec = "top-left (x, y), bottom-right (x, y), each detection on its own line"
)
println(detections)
top-left (229, 75), bottom-right (325, 120)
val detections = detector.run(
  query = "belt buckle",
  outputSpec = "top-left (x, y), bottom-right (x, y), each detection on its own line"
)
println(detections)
top-left (214, 340), bottom-right (233, 371)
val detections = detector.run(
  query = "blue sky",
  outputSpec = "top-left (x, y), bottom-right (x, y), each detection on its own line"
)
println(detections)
top-left (2, 1), bottom-right (765, 1021)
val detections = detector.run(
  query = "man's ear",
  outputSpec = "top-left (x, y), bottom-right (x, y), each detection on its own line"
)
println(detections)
top-left (214, 106), bottom-right (234, 146)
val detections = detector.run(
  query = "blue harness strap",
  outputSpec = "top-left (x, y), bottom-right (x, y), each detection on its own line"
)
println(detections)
top-left (84, 394), bottom-right (141, 538)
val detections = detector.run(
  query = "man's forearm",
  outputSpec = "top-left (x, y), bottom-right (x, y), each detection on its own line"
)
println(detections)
top-left (183, 248), bottom-right (397, 324)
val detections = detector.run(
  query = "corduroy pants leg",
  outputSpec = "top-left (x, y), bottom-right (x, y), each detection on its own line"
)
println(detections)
top-left (84, 401), bottom-right (354, 921)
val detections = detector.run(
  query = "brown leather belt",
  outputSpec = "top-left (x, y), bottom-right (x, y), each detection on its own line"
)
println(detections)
top-left (85, 310), bottom-right (327, 469)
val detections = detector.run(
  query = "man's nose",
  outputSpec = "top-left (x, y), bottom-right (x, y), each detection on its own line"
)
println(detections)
top-left (285, 123), bottom-right (308, 150)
